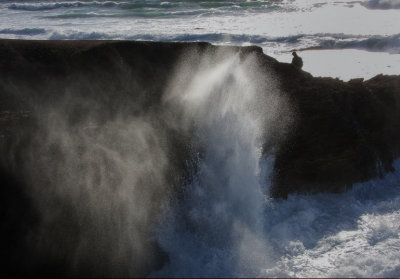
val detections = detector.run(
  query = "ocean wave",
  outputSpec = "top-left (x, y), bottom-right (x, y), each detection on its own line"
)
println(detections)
top-left (7, 0), bottom-right (284, 13)
top-left (43, 9), bottom-right (207, 19)
top-left (9, 0), bottom-right (218, 19)
top-left (118, 1), bottom-right (181, 10)
top-left (362, 0), bottom-right (400, 10)
top-left (43, 12), bottom-right (110, 19)
top-left (41, 31), bottom-right (303, 44)
top-left (6, 0), bottom-right (190, 12)
top-left (49, 31), bottom-right (114, 40)
top-left (314, 33), bottom-right (400, 54)
top-left (124, 33), bottom-right (305, 45)
top-left (8, 2), bottom-right (84, 11)
top-left (128, 33), bottom-right (400, 54)
top-left (7, 1), bottom-right (140, 11)
top-left (38, 31), bottom-right (400, 55)
top-left (0, 28), bottom-right (46, 36)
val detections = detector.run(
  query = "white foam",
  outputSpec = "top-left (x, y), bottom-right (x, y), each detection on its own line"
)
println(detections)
top-left (260, 159), bottom-right (400, 277)
top-left (8, 2), bottom-right (83, 11)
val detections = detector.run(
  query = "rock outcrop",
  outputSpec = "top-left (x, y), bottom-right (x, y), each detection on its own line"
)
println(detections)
top-left (2, 39), bottom-right (399, 198)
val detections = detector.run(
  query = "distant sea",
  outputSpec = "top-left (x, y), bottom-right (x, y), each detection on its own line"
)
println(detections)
top-left (1, 0), bottom-right (400, 79)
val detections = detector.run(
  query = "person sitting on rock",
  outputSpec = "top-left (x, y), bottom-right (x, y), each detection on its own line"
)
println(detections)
top-left (291, 51), bottom-right (303, 69)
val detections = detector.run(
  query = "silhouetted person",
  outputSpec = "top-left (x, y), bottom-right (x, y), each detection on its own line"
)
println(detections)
top-left (291, 51), bottom-right (303, 69)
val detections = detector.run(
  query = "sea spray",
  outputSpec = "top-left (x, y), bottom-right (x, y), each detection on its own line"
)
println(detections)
top-left (10, 47), bottom-right (289, 277)
top-left (18, 96), bottom-right (172, 276)
top-left (153, 51), bottom-right (287, 277)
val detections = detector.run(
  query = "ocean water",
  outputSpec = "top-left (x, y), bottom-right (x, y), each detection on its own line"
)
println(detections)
top-left (2, 1), bottom-right (400, 277)
top-left (1, 0), bottom-right (400, 79)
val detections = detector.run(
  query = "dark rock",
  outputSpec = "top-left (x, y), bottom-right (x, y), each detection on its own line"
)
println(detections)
top-left (270, 69), bottom-right (400, 198)
top-left (1, 39), bottom-right (400, 197)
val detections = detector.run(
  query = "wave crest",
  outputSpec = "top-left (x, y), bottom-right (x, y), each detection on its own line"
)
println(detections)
top-left (43, 32), bottom-right (400, 54)
top-left (0, 28), bottom-right (46, 36)
top-left (8, 2), bottom-right (84, 11)
top-left (362, 0), bottom-right (400, 10)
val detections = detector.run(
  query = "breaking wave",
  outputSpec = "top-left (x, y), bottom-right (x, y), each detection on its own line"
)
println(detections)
top-left (44, 31), bottom-right (400, 54)
top-left (312, 33), bottom-right (400, 54)
top-left (49, 31), bottom-right (113, 40)
top-left (8, 1), bottom-right (85, 11)
top-left (6, 0), bottom-right (279, 13)
top-left (362, 0), bottom-right (400, 10)
top-left (0, 28), bottom-right (46, 36)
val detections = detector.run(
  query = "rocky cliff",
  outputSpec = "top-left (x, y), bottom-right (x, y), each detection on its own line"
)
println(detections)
top-left (2, 39), bottom-right (399, 197)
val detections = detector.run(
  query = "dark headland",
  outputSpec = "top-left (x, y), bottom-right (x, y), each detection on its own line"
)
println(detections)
top-left (1, 39), bottom-right (400, 276)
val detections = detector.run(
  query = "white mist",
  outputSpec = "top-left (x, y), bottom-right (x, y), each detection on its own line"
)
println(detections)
top-left (153, 51), bottom-right (286, 277)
